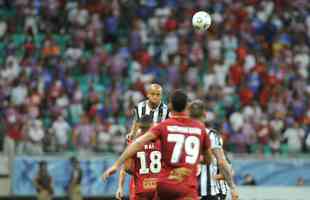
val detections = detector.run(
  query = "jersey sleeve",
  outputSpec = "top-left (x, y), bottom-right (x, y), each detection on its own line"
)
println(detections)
top-left (133, 105), bottom-right (139, 122)
top-left (165, 108), bottom-right (170, 119)
top-left (149, 123), bottom-right (164, 139)
top-left (202, 128), bottom-right (211, 150)
top-left (208, 129), bottom-right (222, 149)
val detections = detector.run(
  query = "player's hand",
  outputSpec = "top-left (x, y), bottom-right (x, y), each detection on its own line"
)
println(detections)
top-left (115, 187), bottom-right (124, 200)
top-left (101, 163), bottom-right (119, 181)
top-left (126, 133), bottom-right (133, 141)
top-left (214, 174), bottom-right (225, 180)
top-left (230, 188), bottom-right (239, 200)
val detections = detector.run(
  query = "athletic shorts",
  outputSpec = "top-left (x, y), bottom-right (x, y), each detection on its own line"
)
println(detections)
top-left (200, 194), bottom-right (222, 200)
top-left (134, 191), bottom-right (156, 200)
top-left (154, 179), bottom-right (199, 200)
top-left (130, 178), bottom-right (136, 200)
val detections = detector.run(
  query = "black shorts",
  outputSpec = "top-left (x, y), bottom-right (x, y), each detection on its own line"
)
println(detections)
top-left (201, 194), bottom-right (226, 200)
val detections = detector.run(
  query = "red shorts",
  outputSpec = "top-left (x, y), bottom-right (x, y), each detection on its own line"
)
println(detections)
top-left (130, 194), bottom-right (137, 200)
top-left (130, 177), bottom-right (156, 200)
top-left (154, 179), bottom-right (199, 200)
top-left (130, 178), bottom-right (136, 200)
top-left (135, 191), bottom-right (156, 200)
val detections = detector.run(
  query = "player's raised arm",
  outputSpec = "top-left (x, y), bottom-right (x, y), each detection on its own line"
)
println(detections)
top-left (207, 130), bottom-right (235, 185)
top-left (115, 166), bottom-right (126, 200)
top-left (206, 129), bottom-right (238, 200)
top-left (188, 100), bottom-right (239, 200)
top-left (102, 130), bottom-right (158, 180)
top-left (211, 147), bottom-right (234, 184)
top-left (212, 147), bottom-right (238, 200)
top-left (127, 105), bottom-right (139, 139)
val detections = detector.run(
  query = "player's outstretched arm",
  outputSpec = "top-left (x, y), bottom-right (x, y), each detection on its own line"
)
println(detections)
top-left (115, 166), bottom-right (126, 200)
top-left (127, 106), bottom-right (139, 140)
top-left (102, 131), bottom-right (158, 180)
top-left (212, 148), bottom-right (239, 200)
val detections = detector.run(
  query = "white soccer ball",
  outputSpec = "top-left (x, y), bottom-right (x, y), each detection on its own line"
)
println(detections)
top-left (192, 11), bottom-right (211, 32)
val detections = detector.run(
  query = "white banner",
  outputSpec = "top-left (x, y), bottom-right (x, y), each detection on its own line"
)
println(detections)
top-left (228, 186), bottom-right (310, 200)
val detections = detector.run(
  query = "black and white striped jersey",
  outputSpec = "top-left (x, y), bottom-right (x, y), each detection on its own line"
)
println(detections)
top-left (199, 129), bottom-right (229, 197)
top-left (133, 100), bottom-right (169, 123)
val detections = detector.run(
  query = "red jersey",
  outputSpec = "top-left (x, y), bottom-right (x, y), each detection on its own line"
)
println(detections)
top-left (132, 139), bottom-right (161, 194)
top-left (149, 113), bottom-right (209, 189)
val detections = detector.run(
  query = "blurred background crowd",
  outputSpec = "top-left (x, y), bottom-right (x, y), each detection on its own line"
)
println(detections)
top-left (0, 0), bottom-right (309, 159)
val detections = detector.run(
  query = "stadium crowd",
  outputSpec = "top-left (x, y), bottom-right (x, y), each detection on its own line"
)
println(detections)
top-left (0, 0), bottom-right (309, 158)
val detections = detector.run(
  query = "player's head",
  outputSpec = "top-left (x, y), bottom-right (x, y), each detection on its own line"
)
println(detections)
top-left (188, 100), bottom-right (205, 120)
top-left (70, 156), bottom-right (79, 167)
top-left (169, 90), bottom-right (188, 112)
top-left (147, 83), bottom-right (162, 107)
top-left (136, 115), bottom-right (153, 136)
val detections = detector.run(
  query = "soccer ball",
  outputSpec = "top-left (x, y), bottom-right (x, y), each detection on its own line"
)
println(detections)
top-left (192, 11), bottom-right (211, 32)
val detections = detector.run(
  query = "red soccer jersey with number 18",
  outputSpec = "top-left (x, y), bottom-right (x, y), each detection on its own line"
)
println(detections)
top-left (149, 114), bottom-right (209, 199)
top-left (131, 139), bottom-right (161, 198)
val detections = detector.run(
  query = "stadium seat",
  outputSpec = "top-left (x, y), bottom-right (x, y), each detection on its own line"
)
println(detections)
top-left (11, 34), bottom-right (26, 47)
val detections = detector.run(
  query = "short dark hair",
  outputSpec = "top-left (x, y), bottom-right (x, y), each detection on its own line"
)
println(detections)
top-left (70, 156), bottom-right (78, 164)
top-left (188, 100), bottom-right (205, 119)
top-left (39, 160), bottom-right (47, 167)
top-left (170, 90), bottom-right (188, 112)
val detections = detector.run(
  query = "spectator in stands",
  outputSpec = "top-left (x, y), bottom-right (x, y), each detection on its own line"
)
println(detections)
top-left (269, 113), bottom-right (284, 154)
top-left (72, 114), bottom-right (96, 155)
top-left (10, 79), bottom-right (28, 106)
top-left (0, 0), bottom-right (309, 156)
top-left (1, 56), bottom-right (20, 83)
top-left (44, 127), bottom-right (57, 153)
top-left (3, 107), bottom-right (23, 171)
top-left (94, 116), bottom-right (111, 152)
top-left (34, 161), bottom-right (53, 200)
top-left (51, 114), bottom-right (71, 152)
top-left (109, 124), bottom-right (126, 154)
top-left (68, 91), bottom-right (84, 125)
top-left (22, 119), bottom-right (45, 155)
top-left (283, 121), bottom-right (305, 153)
